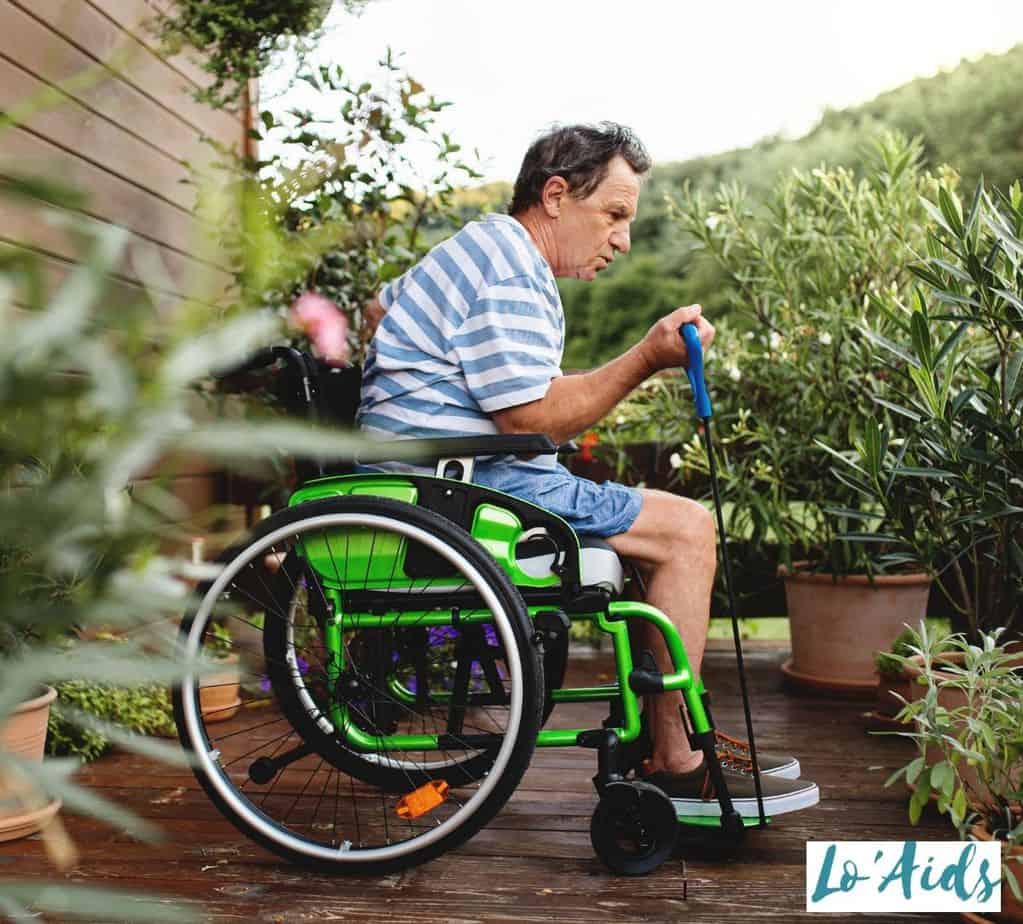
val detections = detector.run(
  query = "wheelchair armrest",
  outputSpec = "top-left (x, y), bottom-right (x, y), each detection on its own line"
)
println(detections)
top-left (359, 434), bottom-right (557, 464)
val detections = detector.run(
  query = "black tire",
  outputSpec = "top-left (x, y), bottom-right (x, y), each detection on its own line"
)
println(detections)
top-left (173, 495), bottom-right (543, 874)
top-left (590, 781), bottom-right (678, 876)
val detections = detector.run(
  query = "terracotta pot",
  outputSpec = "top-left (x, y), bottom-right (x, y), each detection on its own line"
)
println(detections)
top-left (0, 686), bottom-right (62, 842)
top-left (199, 655), bottom-right (242, 723)
top-left (960, 823), bottom-right (1023, 922)
top-left (780, 566), bottom-right (931, 697)
top-left (876, 667), bottom-right (914, 719)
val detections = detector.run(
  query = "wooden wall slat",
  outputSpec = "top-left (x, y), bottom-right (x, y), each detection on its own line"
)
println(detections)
top-left (1, 127), bottom-right (201, 259)
top-left (0, 200), bottom-right (233, 297)
top-left (88, 0), bottom-right (243, 110)
top-left (5, 244), bottom-right (167, 312)
top-left (1, 3), bottom-right (222, 175)
top-left (23, 0), bottom-right (243, 143)
top-left (1, 56), bottom-right (199, 211)
top-left (1, 1), bottom-right (258, 520)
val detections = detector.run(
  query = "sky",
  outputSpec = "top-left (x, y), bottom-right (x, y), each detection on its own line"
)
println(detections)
top-left (265, 0), bottom-right (1023, 184)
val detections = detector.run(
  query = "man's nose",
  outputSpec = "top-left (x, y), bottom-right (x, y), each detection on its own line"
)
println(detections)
top-left (611, 228), bottom-right (631, 254)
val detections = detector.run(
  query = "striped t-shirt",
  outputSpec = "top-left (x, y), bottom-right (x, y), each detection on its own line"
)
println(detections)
top-left (357, 213), bottom-right (564, 441)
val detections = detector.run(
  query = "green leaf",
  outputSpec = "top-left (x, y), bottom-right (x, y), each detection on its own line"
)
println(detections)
top-left (1007, 351), bottom-right (1023, 400)
top-left (910, 310), bottom-right (934, 370)
top-left (909, 364), bottom-right (943, 416)
top-left (860, 327), bottom-right (918, 366)
top-left (951, 787), bottom-right (967, 824)
top-left (938, 186), bottom-right (965, 237)
top-left (906, 755), bottom-right (925, 784)
top-left (895, 466), bottom-right (956, 479)
top-left (909, 780), bottom-right (929, 825)
top-left (885, 765), bottom-right (908, 788)
top-left (964, 178), bottom-right (984, 244)
top-left (873, 397), bottom-right (922, 422)
top-left (0, 882), bottom-right (198, 923)
top-left (822, 507), bottom-right (883, 522)
top-left (930, 760), bottom-right (955, 796)
top-left (934, 322), bottom-right (969, 367)
top-left (814, 439), bottom-right (869, 477)
top-left (994, 287), bottom-right (1023, 321)
top-left (920, 197), bottom-right (955, 237)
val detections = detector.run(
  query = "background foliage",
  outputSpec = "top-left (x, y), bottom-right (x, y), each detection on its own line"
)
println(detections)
top-left (561, 43), bottom-right (1023, 369)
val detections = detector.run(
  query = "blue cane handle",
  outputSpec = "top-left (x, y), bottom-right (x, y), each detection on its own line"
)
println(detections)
top-left (680, 323), bottom-right (712, 419)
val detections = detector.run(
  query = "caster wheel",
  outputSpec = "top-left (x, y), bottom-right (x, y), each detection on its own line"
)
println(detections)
top-left (590, 780), bottom-right (678, 875)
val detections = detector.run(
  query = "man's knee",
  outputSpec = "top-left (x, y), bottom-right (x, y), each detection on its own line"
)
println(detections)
top-left (670, 496), bottom-right (716, 561)
top-left (641, 491), bottom-right (716, 566)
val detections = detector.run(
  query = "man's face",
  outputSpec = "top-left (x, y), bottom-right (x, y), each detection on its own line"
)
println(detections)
top-left (551, 155), bottom-right (640, 281)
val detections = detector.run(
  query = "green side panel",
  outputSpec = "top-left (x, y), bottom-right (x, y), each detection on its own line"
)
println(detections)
top-left (289, 475), bottom-right (418, 507)
top-left (287, 474), bottom-right (567, 591)
top-left (471, 503), bottom-right (559, 589)
top-left (288, 476), bottom-right (419, 589)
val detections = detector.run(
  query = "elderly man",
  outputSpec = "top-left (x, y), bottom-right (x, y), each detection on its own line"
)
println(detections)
top-left (359, 123), bottom-right (817, 816)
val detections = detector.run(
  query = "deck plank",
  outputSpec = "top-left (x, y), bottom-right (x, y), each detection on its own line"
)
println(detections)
top-left (2, 641), bottom-right (961, 922)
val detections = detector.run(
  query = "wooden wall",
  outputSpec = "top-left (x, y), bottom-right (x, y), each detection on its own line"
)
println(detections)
top-left (0, 0), bottom-right (255, 530)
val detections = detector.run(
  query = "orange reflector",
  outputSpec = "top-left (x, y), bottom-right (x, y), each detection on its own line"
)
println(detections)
top-left (396, 780), bottom-right (449, 820)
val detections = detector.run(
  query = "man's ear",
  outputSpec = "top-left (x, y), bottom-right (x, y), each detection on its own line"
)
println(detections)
top-left (540, 175), bottom-right (569, 219)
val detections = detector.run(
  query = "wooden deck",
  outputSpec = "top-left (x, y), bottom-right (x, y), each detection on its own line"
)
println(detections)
top-left (3, 641), bottom-right (962, 923)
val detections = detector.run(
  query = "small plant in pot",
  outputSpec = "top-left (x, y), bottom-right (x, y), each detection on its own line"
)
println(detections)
top-left (866, 627), bottom-right (926, 728)
top-left (886, 624), bottom-right (1023, 921)
top-left (671, 132), bottom-right (942, 694)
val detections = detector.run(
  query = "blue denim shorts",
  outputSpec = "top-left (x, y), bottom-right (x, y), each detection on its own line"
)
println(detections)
top-left (355, 457), bottom-right (643, 538)
top-left (472, 458), bottom-right (643, 538)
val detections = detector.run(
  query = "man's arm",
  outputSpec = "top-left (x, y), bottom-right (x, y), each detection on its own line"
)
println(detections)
top-left (492, 304), bottom-right (714, 445)
top-left (362, 296), bottom-right (386, 337)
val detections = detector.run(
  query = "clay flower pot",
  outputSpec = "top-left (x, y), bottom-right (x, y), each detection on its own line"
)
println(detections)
top-left (780, 565), bottom-right (931, 697)
top-left (0, 686), bottom-right (62, 842)
top-left (961, 822), bottom-right (1023, 923)
top-left (199, 654), bottom-right (242, 723)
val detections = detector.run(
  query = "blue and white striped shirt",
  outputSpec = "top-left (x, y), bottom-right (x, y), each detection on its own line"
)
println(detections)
top-left (358, 213), bottom-right (564, 440)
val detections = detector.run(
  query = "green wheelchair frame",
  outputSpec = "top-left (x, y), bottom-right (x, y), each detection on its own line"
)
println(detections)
top-left (173, 345), bottom-right (762, 878)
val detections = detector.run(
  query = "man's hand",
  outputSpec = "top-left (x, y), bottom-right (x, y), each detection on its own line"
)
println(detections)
top-left (493, 305), bottom-right (715, 445)
top-left (639, 305), bottom-right (715, 373)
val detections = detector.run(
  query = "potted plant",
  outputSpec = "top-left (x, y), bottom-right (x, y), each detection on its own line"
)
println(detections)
top-left (672, 132), bottom-right (942, 693)
top-left (886, 624), bottom-right (1023, 921)
top-left (198, 623), bottom-right (242, 723)
top-left (0, 625), bottom-right (61, 842)
top-left (820, 178), bottom-right (1023, 646)
top-left (865, 627), bottom-right (926, 728)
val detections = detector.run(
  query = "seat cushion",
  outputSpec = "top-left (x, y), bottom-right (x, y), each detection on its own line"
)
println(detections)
top-left (515, 535), bottom-right (625, 595)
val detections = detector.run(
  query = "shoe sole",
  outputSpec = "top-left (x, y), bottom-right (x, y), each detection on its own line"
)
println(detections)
top-left (762, 758), bottom-right (801, 780)
top-left (671, 780), bottom-right (820, 818)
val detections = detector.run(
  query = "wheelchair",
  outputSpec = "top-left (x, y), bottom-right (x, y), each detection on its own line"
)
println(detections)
top-left (173, 346), bottom-right (763, 876)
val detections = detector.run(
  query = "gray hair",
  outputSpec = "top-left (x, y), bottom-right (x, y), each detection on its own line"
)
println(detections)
top-left (509, 122), bottom-right (651, 216)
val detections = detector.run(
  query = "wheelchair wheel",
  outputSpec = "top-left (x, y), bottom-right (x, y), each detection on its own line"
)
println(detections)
top-left (174, 495), bottom-right (543, 874)
top-left (590, 781), bottom-right (677, 876)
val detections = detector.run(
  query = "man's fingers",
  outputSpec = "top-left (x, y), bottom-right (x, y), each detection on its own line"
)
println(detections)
top-left (672, 304), bottom-right (703, 323)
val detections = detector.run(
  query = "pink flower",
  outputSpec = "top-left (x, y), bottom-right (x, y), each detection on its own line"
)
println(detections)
top-left (289, 292), bottom-right (350, 365)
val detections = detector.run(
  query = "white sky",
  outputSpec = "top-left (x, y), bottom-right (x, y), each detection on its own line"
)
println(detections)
top-left (267, 0), bottom-right (1023, 183)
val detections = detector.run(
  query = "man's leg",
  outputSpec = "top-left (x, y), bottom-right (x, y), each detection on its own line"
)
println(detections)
top-left (605, 489), bottom-right (717, 774)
